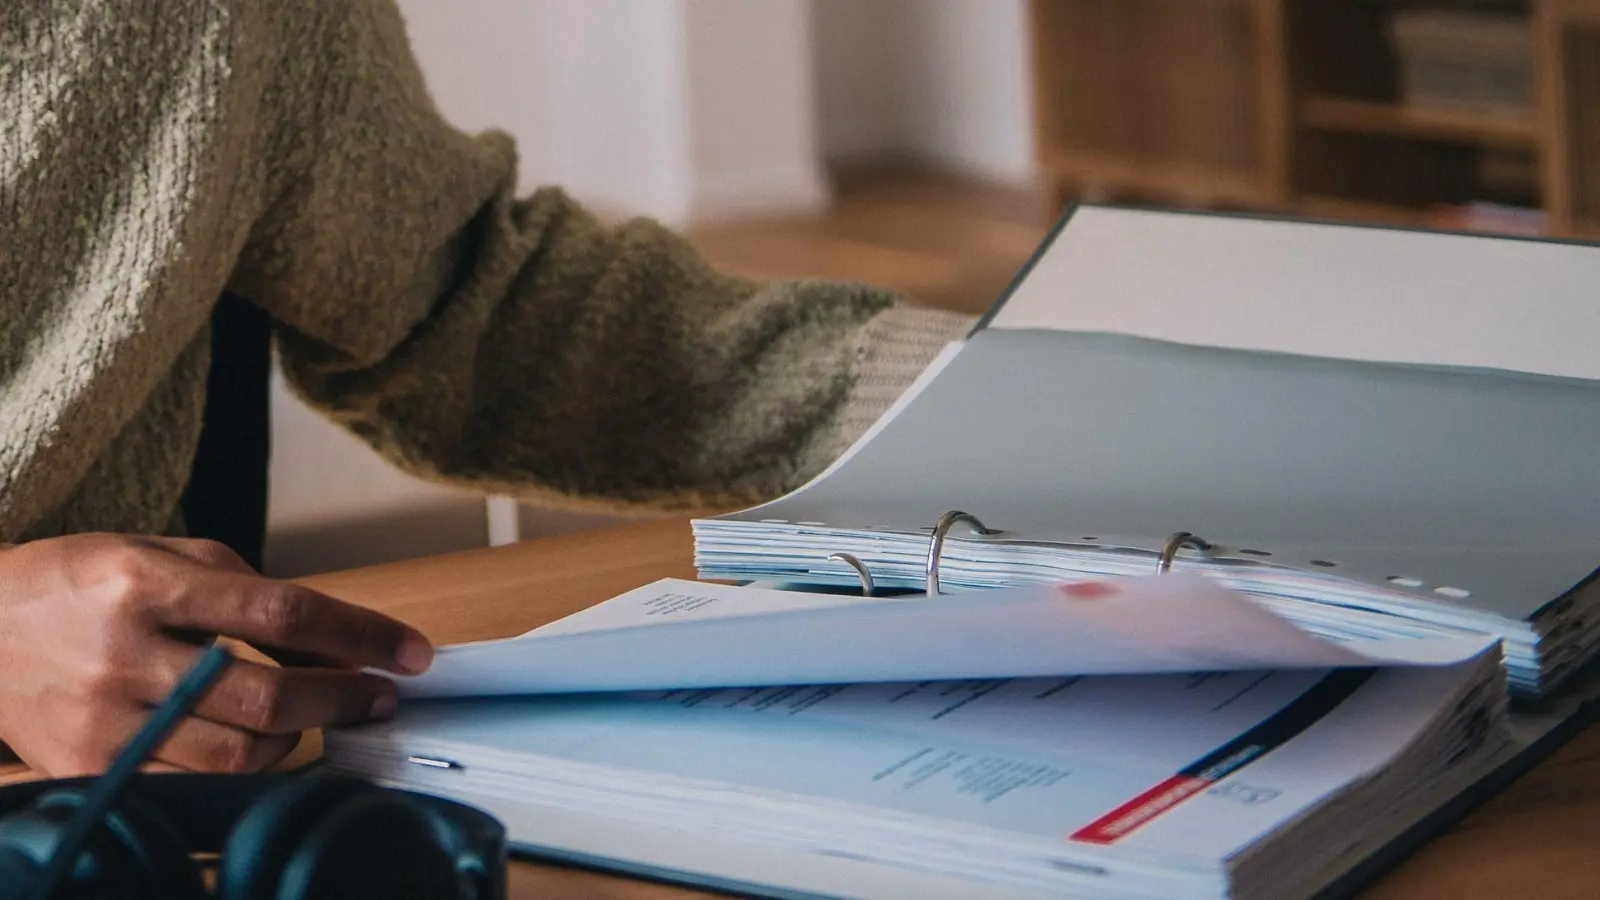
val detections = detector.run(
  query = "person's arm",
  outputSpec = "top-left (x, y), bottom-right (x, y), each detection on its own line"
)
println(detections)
top-left (0, 0), bottom-right (968, 778)
top-left (230, 0), bottom-right (974, 515)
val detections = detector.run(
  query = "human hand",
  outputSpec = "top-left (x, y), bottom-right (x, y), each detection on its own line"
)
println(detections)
top-left (0, 534), bottom-right (433, 777)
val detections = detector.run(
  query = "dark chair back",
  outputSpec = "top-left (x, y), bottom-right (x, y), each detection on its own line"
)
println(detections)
top-left (179, 293), bottom-right (272, 571)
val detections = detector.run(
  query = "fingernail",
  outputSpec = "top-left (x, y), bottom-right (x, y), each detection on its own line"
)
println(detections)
top-left (397, 637), bottom-right (434, 674)
top-left (370, 693), bottom-right (398, 720)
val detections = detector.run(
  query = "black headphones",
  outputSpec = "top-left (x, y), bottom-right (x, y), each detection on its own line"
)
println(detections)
top-left (0, 646), bottom-right (506, 900)
top-left (0, 773), bottom-right (506, 900)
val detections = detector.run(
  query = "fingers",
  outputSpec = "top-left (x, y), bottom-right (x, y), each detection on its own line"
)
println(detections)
top-left (140, 762), bottom-right (186, 773)
top-left (36, 703), bottom-right (299, 778)
top-left (138, 639), bottom-right (399, 735)
top-left (134, 536), bottom-right (257, 574)
top-left (151, 567), bottom-right (433, 675)
top-left (150, 716), bottom-right (298, 773)
top-left (257, 646), bottom-right (359, 670)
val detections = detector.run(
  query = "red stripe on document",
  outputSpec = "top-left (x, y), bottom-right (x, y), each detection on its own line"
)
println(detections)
top-left (1069, 775), bottom-right (1212, 845)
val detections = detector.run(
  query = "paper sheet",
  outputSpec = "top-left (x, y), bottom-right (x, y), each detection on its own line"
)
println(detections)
top-left (398, 576), bottom-right (1496, 699)
top-left (347, 646), bottom-right (1504, 887)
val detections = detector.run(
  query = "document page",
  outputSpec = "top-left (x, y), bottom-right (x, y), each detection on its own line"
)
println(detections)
top-left (399, 576), bottom-right (1495, 699)
top-left (371, 645), bottom-right (1497, 865)
top-left (987, 205), bottom-right (1600, 380)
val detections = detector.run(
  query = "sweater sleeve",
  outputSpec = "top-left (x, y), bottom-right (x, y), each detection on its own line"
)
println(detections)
top-left (228, 0), bottom-right (975, 515)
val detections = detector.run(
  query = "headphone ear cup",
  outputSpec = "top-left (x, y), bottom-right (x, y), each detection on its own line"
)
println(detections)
top-left (102, 792), bottom-right (214, 900)
top-left (2, 788), bottom-right (210, 900)
top-left (275, 793), bottom-right (464, 900)
top-left (0, 846), bottom-right (40, 900)
top-left (217, 775), bottom-right (375, 900)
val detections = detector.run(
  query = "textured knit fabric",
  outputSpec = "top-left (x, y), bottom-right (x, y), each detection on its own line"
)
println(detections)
top-left (0, 0), bottom-right (975, 544)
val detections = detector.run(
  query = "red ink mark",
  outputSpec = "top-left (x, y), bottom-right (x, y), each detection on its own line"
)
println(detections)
top-left (1060, 581), bottom-right (1119, 600)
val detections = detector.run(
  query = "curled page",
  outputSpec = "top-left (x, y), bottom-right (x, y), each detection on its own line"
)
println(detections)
top-left (398, 576), bottom-right (1498, 699)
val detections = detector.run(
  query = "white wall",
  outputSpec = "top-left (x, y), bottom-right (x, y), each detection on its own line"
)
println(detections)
top-left (386, 1), bottom-right (555, 191)
top-left (814, 0), bottom-right (1037, 185)
top-left (394, 0), bottom-right (826, 226)
top-left (814, 0), bottom-right (910, 163)
top-left (683, 0), bottom-right (830, 222)
top-left (394, 0), bottom-right (1038, 202)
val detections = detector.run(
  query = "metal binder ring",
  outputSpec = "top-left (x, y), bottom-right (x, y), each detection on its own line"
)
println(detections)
top-left (1157, 532), bottom-right (1212, 574)
top-left (925, 510), bottom-right (998, 595)
top-left (828, 552), bottom-right (877, 597)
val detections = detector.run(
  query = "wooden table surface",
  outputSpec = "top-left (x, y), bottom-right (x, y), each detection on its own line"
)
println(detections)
top-left (5, 518), bottom-right (1600, 898)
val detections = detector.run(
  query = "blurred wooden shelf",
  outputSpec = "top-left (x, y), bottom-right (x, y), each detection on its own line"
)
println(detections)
top-left (1297, 195), bottom-right (1555, 239)
top-left (1030, 0), bottom-right (1600, 238)
top-left (1296, 195), bottom-right (1437, 228)
top-left (1038, 150), bottom-right (1269, 208)
top-left (1299, 95), bottom-right (1540, 149)
top-left (690, 167), bottom-right (1056, 316)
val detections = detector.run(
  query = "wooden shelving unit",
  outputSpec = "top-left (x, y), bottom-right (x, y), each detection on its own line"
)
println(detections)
top-left (1029, 0), bottom-right (1600, 239)
top-left (1296, 193), bottom-right (1449, 227)
top-left (1298, 95), bottom-right (1540, 149)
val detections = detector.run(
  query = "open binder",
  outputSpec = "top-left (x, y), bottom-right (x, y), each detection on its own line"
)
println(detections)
top-left (693, 205), bottom-right (1600, 697)
top-left (325, 206), bottom-right (1600, 900)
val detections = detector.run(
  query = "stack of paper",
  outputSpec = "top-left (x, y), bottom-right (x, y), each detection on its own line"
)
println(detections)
top-left (690, 332), bottom-right (1600, 695)
top-left (326, 576), bottom-right (1519, 900)
top-left (387, 577), bottom-right (1496, 697)
top-left (694, 204), bottom-right (1600, 698)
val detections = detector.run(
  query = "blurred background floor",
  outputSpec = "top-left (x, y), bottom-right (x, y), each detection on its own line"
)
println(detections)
top-left (691, 166), bottom-right (1056, 315)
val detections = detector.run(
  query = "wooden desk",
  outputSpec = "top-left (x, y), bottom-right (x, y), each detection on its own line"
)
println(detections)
top-left (5, 518), bottom-right (1600, 897)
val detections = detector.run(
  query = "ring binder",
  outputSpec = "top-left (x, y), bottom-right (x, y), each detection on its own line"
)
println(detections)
top-left (1158, 532), bottom-right (1213, 574)
top-left (828, 552), bottom-right (877, 597)
top-left (925, 511), bottom-right (999, 595)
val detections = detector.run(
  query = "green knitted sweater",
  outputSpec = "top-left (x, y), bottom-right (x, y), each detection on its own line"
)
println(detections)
top-left (0, 1), bottom-right (974, 543)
